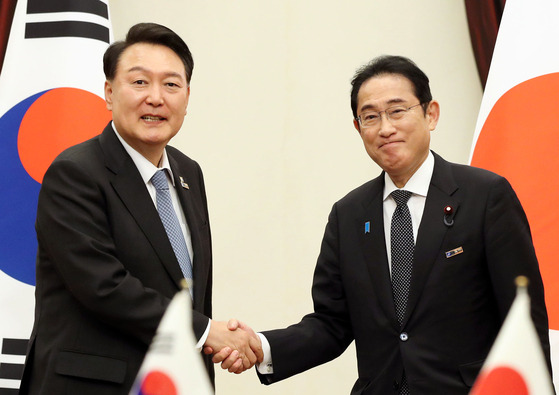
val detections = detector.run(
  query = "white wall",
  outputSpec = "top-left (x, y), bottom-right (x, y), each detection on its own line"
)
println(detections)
top-left (109, 1), bottom-right (483, 393)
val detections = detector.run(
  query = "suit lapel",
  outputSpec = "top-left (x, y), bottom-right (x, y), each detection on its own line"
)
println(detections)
top-left (403, 152), bottom-right (459, 326)
top-left (99, 125), bottom-right (183, 288)
top-left (359, 175), bottom-right (399, 326)
top-left (168, 153), bottom-right (210, 307)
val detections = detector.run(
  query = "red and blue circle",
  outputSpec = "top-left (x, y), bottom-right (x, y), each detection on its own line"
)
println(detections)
top-left (0, 87), bottom-right (111, 285)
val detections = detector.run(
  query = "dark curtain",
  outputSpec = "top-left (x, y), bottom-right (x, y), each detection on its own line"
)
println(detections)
top-left (464, 0), bottom-right (506, 89)
top-left (0, 0), bottom-right (17, 76)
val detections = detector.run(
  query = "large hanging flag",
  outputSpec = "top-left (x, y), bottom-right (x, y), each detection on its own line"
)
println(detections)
top-left (470, 277), bottom-right (554, 395)
top-left (0, 0), bottom-right (112, 391)
top-left (469, 0), bottom-right (559, 388)
top-left (130, 283), bottom-right (213, 395)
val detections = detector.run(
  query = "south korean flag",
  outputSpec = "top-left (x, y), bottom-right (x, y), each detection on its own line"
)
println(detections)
top-left (0, 0), bottom-right (113, 391)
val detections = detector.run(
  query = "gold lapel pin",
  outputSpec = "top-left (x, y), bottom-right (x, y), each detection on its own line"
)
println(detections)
top-left (445, 246), bottom-right (463, 259)
top-left (179, 176), bottom-right (189, 189)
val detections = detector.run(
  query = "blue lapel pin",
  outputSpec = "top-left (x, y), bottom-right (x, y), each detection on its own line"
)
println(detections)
top-left (179, 176), bottom-right (189, 189)
top-left (364, 221), bottom-right (370, 234)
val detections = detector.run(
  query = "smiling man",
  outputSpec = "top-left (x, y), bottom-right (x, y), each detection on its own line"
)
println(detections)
top-left (19, 23), bottom-right (261, 394)
top-left (214, 55), bottom-right (552, 394)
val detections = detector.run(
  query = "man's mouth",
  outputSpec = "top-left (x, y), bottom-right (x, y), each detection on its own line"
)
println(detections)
top-left (142, 115), bottom-right (166, 122)
top-left (380, 140), bottom-right (402, 148)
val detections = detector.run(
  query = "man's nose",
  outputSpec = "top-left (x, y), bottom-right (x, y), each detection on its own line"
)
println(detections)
top-left (146, 85), bottom-right (164, 105)
top-left (378, 113), bottom-right (397, 136)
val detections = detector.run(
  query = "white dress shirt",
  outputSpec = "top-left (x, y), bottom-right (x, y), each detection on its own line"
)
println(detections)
top-left (383, 151), bottom-right (434, 273)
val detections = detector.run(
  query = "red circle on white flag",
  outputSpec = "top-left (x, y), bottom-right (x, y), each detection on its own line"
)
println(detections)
top-left (471, 366), bottom-right (528, 395)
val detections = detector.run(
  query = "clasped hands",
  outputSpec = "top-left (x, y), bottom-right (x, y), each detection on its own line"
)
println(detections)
top-left (204, 319), bottom-right (262, 374)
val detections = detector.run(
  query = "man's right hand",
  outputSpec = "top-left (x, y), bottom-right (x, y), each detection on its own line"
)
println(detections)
top-left (203, 319), bottom-right (263, 374)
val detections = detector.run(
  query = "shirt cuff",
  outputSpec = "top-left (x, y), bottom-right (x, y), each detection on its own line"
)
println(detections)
top-left (195, 318), bottom-right (211, 351)
top-left (256, 332), bottom-right (274, 374)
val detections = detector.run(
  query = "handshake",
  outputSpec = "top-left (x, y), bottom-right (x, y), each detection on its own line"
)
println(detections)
top-left (204, 319), bottom-right (263, 374)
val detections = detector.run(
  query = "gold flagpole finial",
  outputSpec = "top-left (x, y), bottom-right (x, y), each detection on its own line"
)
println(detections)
top-left (515, 275), bottom-right (529, 288)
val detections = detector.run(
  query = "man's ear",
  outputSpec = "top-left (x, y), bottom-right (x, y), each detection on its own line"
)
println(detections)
top-left (353, 118), bottom-right (361, 134)
top-left (426, 100), bottom-right (440, 131)
top-left (184, 85), bottom-right (190, 116)
top-left (104, 80), bottom-right (113, 111)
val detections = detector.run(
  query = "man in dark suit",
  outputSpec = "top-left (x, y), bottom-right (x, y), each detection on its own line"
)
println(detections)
top-left (214, 55), bottom-right (552, 393)
top-left (19, 23), bottom-right (261, 394)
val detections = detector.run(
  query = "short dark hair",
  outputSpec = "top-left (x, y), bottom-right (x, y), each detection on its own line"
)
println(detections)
top-left (103, 22), bottom-right (194, 83)
top-left (350, 55), bottom-right (432, 118)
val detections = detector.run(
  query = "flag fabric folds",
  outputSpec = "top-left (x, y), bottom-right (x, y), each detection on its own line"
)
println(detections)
top-left (469, 0), bottom-right (559, 388)
top-left (130, 286), bottom-right (213, 395)
top-left (470, 278), bottom-right (554, 395)
top-left (0, 0), bottom-right (112, 391)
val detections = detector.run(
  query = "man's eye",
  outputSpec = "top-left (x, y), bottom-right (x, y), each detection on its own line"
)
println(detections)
top-left (133, 80), bottom-right (147, 85)
top-left (363, 113), bottom-right (379, 121)
top-left (389, 108), bottom-right (405, 116)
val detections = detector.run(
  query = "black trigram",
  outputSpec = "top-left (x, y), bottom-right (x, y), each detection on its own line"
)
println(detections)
top-left (25, 0), bottom-right (109, 43)
top-left (0, 338), bottom-right (28, 394)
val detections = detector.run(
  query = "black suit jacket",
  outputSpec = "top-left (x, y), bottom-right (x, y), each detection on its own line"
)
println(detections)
top-left (20, 123), bottom-right (214, 394)
top-left (261, 152), bottom-right (551, 395)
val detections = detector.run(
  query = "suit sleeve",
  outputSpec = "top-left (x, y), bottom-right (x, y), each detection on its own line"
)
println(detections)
top-left (37, 157), bottom-right (170, 346)
top-left (260, 203), bottom-right (354, 383)
top-left (484, 176), bottom-right (552, 372)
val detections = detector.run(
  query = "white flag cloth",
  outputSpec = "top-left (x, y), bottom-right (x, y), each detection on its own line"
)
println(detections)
top-left (470, 282), bottom-right (554, 394)
top-left (468, 0), bottom-right (559, 388)
top-left (0, 0), bottom-right (112, 391)
top-left (130, 288), bottom-right (213, 395)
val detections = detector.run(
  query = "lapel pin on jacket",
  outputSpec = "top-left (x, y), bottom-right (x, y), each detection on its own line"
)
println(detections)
top-left (443, 205), bottom-right (454, 227)
top-left (445, 246), bottom-right (463, 258)
top-left (364, 221), bottom-right (371, 234)
top-left (179, 176), bottom-right (189, 189)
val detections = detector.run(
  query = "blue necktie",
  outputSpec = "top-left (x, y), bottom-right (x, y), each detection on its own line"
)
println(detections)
top-left (151, 170), bottom-right (193, 294)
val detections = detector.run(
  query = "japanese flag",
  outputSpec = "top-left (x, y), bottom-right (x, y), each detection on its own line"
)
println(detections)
top-left (470, 278), bottom-right (554, 394)
top-left (469, 0), bottom-right (559, 388)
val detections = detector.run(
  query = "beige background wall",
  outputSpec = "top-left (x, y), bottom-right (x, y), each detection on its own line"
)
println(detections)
top-left (108, 1), bottom-right (483, 393)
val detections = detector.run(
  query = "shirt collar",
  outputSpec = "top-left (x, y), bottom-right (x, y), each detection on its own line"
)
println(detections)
top-left (383, 151), bottom-right (434, 201)
top-left (111, 121), bottom-right (175, 186)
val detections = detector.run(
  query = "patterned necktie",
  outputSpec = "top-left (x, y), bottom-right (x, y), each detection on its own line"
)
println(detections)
top-left (390, 189), bottom-right (414, 325)
top-left (390, 190), bottom-right (413, 395)
top-left (151, 170), bottom-right (193, 293)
